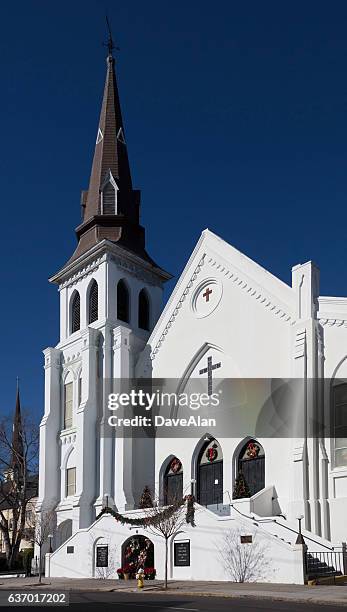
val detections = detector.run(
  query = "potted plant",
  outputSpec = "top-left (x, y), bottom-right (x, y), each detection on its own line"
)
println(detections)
top-left (117, 568), bottom-right (124, 579)
top-left (144, 567), bottom-right (156, 580)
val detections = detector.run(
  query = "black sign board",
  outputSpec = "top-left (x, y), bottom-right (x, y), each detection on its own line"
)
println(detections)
top-left (67, 546), bottom-right (74, 554)
top-left (174, 541), bottom-right (190, 566)
top-left (96, 545), bottom-right (108, 567)
top-left (240, 535), bottom-right (253, 544)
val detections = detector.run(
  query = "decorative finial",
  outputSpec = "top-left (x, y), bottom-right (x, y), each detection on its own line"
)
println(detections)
top-left (104, 15), bottom-right (120, 58)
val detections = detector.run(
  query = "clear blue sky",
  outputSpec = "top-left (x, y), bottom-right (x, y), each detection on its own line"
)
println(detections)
top-left (1, 1), bottom-right (347, 419)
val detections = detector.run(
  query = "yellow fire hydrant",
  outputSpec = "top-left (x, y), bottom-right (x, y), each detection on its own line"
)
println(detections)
top-left (136, 568), bottom-right (144, 589)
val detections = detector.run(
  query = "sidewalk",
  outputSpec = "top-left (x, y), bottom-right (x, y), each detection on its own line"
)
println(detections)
top-left (0, 577), bottom-right (346, 606)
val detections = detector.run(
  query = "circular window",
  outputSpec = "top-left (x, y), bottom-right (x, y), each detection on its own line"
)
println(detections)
top-left (191, 278), bottom-right (222, 318)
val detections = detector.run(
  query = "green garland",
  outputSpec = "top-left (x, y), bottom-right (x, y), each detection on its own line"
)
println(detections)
top-left (96, 495), bottom-right (195, 527)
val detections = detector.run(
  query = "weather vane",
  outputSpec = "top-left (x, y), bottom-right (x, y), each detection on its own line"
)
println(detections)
top-left (104, 15), bottom-right (120, 56)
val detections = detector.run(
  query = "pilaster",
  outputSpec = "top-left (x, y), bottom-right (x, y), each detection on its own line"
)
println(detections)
top-left (73, 327), bottom-right (99, 528)
top-left (37, 347), bottom-right (62, 512)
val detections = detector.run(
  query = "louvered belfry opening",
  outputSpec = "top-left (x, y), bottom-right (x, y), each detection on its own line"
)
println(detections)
top-left (71, 292), bottom-right (81, 333)
top-left (102, 181), bottom-right (116, 214)
top-left (138, 289), bottom-right (150, 330)
top-left (117, 279), bottom-right (129, 323)
top-left (88, 280), bottom-right (99, 324)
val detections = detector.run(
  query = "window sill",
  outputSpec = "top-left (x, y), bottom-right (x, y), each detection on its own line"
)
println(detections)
top-left (330, 465), bottom-right (347, 475)
top-left (60, 426), bottom-right (77, 436)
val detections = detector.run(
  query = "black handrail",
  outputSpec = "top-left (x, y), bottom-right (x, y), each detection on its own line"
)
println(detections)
top-left (305, 550), bottom-right (344, 579)
top-left (230, 503), bottom-right (334, 551)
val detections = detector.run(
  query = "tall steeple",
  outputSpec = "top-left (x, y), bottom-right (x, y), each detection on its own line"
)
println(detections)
top-left (11, 380), bottom-right (23, 474)
top-left (82, 51), bottom-right (133, 220)
top-left (67, 46), bottom-right (153, 266)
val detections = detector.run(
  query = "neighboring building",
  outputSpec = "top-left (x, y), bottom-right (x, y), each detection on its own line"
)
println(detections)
top-left (37, 44), bottom-right (347, 582)
top-left (0, 498), bottom-right (37, 554)
top-left (0, 388), bottom-right (38, 555)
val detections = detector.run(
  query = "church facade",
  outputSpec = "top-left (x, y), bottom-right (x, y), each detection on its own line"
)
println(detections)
top-left (37, 47), bottom-right (347, 583)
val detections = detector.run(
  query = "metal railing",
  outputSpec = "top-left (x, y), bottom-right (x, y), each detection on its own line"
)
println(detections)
top-left (305, 550), bottom-right (345, 579)
top-left (230, 502), bottom-right (337, 551)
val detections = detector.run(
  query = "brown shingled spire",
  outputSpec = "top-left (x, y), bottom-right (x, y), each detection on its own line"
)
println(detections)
top-left (82, 52), bottom-right (133, 220)
top-left (68, 49), bottom-right (150, 265)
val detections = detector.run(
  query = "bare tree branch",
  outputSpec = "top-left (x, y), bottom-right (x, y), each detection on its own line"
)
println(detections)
top-left (0, 412), bottom-right (39, 570)
top-left (217, 527), bottom-right (271, 583)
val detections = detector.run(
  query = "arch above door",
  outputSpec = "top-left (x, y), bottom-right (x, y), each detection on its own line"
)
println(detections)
top-left (163, 456), bottom-right (183, 505)
top-left (236, 438), bottom-right (265, 497)
top-left (196, 437), bottom-right (223, 507)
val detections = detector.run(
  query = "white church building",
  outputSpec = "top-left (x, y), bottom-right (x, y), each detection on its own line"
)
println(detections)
top-left (36, 45), bottom-right (347, 583)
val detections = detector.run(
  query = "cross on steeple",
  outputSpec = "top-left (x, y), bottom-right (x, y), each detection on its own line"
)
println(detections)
top-left (199, 356), bottom-right (221, 396)
top-left (202, 287), bottom-right (213, 302)
top-left (104, 16), bottom-right (120, 58)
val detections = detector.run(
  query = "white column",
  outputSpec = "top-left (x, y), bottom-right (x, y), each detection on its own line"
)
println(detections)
top-left (112, 325), bottom-right (136, 510)
top-left (291, 261), bottom-right (321, 534)
top-left (95, 323), bottom-right (114, 512)
top-left (37, 347), bottom-right (62, 512)
top-left (74, 327), bottom-right (99, 529)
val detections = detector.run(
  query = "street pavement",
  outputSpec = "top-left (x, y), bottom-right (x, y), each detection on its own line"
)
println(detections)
top-left (0, 578), bottom-right (346, 608)
top-left (0, 591), bottom-right (346, 612)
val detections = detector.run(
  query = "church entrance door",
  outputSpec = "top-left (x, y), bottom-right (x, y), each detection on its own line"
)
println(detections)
top-left (197, 439), bottom-right (223, 506)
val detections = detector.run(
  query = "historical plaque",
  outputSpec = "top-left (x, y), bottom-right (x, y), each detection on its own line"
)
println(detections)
top-left (174, 540), bottom-right (190, 566)
top-left (240, 535), bottom-right (253, 544)
top-left (96, 545), bottom-right (109, 567)
top-left (66, 546), bottom-right (74, 554)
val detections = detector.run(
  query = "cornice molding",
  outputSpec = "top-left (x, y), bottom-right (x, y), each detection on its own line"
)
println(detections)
top-left (294, 329), bottom-right (306, 360)
top-left (207, 255), bottom-right (295, 325)
top-left (58, 255), bottom-right (105, 291)
top-left (150, 256), bottom-right (206, 360)
top-left (51, 240), bottom-right (171, 288)
top-left (150, 252), bottom-right (296, 361)
top-left (109, 254), bottom-right (161, 287)
top-left (319, 318), bottom-right (347, 328)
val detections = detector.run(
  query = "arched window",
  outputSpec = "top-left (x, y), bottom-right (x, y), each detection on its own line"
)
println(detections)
top-left (197, 438), bottom-right (223, 507)
top-left (66, 467), bottom-right (76, 497)
top-left (164, 457), bottom-right (183, 505)
top-left (138, 289), bottom-right (150, 331)
top-left (235, 439), bottom-right (265, 498)
top-left (334, 383), bottom-right (347, 467)
top-left (117, 280), bottom-right (129, 323)
top-left (65, 447), bottom-right (76, 498)
top-left (88, 280), bottom-right (98, 324)
top-left (71, 292), bottom-right (80, 333)
top-left (63, 381), bottom-right (73, 429)
top-left (121, 535), bottom-right (154, 575)
top-left (102, 181), bottom-right (117, 214)
top-left (57, 519), bottom-right (72, 548)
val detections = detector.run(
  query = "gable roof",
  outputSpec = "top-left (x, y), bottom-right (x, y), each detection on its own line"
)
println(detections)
top-left (144, 229), bottom-right (296, 363)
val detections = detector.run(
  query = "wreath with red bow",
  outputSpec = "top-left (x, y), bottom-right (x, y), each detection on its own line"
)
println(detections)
top-left (206, 443), bottom-right (218, 462)
top-left (246, 442), bottom-right (260, 459)
top-left (170, 457), bottom-right (182, 474)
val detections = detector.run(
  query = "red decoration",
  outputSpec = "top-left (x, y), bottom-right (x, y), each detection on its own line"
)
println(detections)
top-left (170, 457), bottom-right (182, 474)
top-left (206, 443), bottom-right (218, 462)
top-left (246, 442), bottom-right (260, 459)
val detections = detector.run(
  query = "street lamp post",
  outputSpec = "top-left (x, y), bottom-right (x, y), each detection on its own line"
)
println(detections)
top-left (295, 515), bottom-right (305, 545)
